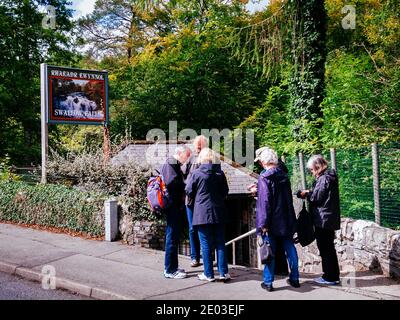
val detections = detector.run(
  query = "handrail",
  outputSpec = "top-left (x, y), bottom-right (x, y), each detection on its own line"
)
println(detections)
top-left (225, 228), bottom-right (256, 246)
top-left (225, 228), bottom-right (257, 266)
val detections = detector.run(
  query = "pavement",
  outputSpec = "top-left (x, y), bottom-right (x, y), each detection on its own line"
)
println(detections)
top-left (0, 223), bottom-right (399, 300)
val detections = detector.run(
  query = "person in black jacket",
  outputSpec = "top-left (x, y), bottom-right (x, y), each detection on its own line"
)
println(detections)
top-left (185, 148), bottom-right (230, 282)
top-left (160, 145), bottom-right (191, 279)
top-left (298, 155), bottom-right (341, 285)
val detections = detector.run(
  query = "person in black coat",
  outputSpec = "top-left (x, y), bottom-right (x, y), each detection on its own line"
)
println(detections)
top-left (298, 155), bottom-right (341, 285)
top-left (160, 145), bottom-right (191, 279)
top-left (185, 148), bottom-right (230, 282)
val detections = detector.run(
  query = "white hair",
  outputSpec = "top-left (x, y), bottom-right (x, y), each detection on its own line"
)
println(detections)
top-left (174, 145), bottom-right (190, 155)
top-left (198, 148), bottom-right (219, 164)
top-left (259, 148), bottom-right (278, 165)
top-left (193, 135), bottom-right (209, 147)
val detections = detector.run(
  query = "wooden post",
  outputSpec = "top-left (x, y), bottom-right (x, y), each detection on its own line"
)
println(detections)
top-left (372, 143), bottom-right (381, 225)
top-left (40, 63), bottom-right (48, 184)
top-left (330, 148), bottom-right (337, 172)
top-left (103, 123), bottom-right (111, 165)
top-left (299, 152), bottom-right (307, 190)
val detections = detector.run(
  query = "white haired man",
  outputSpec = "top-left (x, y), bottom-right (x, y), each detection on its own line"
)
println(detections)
top-left (161, 145), bottom-right (191, 279)
top-left (183, 135), bottom-right (208, 267)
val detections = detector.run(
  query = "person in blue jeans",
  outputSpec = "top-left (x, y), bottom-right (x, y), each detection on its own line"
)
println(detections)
top-left (185, 148), bottom-right (230, 282)
top-left (261, 234), bottom-right (299, 289)
top-left (255, 147), bottom-right (300, 291)
top-left (183, 135), bottom-right (208, 267)
top-left (160, 145), bottom-right (191, 279)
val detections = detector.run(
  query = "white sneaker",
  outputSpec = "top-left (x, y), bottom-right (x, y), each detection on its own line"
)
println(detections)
top-left (164, 270), bottom-right (187, 279)
top-left (218, 274), bottom-right (231, 282)
top-left (314, 277), bottom-right (340, 285)
top-left (197, 273), bottom-right (215, 282)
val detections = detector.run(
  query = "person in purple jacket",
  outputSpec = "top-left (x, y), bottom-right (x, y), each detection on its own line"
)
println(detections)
top-left (256, 147), bottom-right (300, 292)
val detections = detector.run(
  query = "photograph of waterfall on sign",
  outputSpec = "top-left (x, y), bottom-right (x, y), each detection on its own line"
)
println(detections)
top-left (49, 77), bottom-right (106, 122)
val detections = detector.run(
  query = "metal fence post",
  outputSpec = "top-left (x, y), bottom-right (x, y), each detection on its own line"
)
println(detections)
top-left (299, 153), bottom-right (307, 190)
top-left (330, 148), bottom-right (337, 172)
top-left (372, 143), bottom-right (381, 226)
top-left (232, 242), bottom-right (236, 266)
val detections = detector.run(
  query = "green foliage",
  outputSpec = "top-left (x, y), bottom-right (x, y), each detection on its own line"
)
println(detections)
top-left (0, 181), bottom-right (105, 236)
top-left (110, 18), bottom-right (269, 139)
top-left (0, 155), bottom-right (20, 182)
top-left (321, 51), bottom-right (400, 147)
top-left (0, 0), bottom-right (76, 165)
top-left (239, 82), bottom-right (292, 155)
top-left (46, 149), bottom-right (160, 222)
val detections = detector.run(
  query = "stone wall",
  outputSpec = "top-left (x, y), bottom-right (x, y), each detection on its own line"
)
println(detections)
top-left (297, 218), bottom-right (400, 279)
top-left (119, 214), bottom-right (165, 249)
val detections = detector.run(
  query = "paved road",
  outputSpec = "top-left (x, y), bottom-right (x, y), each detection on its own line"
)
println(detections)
top-left (0, 271), bottom-right (92, 300)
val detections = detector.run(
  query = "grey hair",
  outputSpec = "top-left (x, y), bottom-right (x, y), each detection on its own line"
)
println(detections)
top-left (259, 147), bottom-right (278, 165)
top-left (174, 144), bottom-right (191, 155)
top-left (307, 155), bottom-right (328, 175)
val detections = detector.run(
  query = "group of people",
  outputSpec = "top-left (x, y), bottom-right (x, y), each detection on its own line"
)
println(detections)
top-left (160, 135), bottom-right (229, 282)
top-left (159, 135), bottom-right (341, 291)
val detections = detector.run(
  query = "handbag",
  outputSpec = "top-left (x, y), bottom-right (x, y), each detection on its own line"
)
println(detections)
top-left (296, 202), bottom-right (315, 247)
top-left (258, 235), bottom-right (274, 264)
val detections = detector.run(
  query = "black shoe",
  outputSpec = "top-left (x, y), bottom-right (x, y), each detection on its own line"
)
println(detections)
top-left (261, 282), bottom-right (274, 292)
top-left (287, 279), bottom-right (300, 288)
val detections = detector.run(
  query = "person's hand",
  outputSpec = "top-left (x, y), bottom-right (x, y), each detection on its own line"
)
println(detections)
top-left (247, 183), bottom-right (257, 196)
top-left (296, 190), bottom-right (309, 199)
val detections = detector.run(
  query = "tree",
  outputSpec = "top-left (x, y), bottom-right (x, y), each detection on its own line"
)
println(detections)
top-left (109, 1), bottom-right (268, 139)
top-left (288, 0), bottom-right (327, 152)
top-left (0, 0), bottom-right (75, 165)
top-left (77, 0), bottom-right (182, 61)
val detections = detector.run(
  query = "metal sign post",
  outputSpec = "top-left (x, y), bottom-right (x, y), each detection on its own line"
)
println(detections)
top-left (40, 63), bottom-right (48, 184)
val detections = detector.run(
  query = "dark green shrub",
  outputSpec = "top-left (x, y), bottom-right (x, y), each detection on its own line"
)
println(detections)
top-left (0, 181), bottom-right (106, 236)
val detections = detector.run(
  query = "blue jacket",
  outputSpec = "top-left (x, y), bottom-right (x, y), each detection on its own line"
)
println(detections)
top-left (185, 164), bottom-right (229, 226)
top-left (256, 167), bottom-right (297, 237)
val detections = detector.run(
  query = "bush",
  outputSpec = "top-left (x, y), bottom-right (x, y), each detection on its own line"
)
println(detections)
top-left (0, 181), bottom-right (106, 236)
top-left (46, 149), bottom-right (160, 222)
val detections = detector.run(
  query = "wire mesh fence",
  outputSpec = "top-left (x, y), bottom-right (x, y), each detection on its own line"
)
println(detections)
top-left (285, 143), bottom-right (400, 230)
top-left (379, 143), bottom-right (400, 229)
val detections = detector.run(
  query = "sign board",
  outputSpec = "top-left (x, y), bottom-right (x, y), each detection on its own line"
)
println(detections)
top-left (42, 64), bottom-right (109, 125)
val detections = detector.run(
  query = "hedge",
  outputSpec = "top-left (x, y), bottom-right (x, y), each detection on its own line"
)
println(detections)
top-left (0, 181), bottom-right (106, 236)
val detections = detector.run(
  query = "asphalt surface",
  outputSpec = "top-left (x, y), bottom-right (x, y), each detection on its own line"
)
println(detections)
top-left (0, 271), bottom-right (92, 300)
